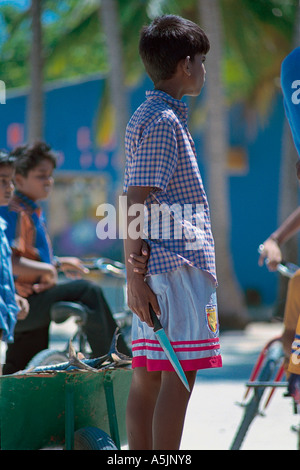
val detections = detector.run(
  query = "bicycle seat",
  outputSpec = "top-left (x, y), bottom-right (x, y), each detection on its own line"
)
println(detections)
top-left (50, 301), bottom-right (88, 324)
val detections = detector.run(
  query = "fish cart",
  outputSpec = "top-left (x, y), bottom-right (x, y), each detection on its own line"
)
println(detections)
top-left (0, 368), bottom-right (132, 450)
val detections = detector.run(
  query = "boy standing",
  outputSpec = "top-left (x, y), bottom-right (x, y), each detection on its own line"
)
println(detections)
top-left (123, 15), bottom-right (222, 449)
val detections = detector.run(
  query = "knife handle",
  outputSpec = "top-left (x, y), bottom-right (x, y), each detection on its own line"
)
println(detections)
top-left (149, 304), bottom-right (162, 332)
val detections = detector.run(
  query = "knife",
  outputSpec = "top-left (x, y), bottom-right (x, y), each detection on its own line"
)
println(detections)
top-left (149, 304), bottom-right (190, 392)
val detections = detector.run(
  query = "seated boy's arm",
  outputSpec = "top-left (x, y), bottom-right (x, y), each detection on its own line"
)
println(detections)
top-left (12, 255), bottom-right (57, 283)
top-left (12, 255), bottom-right (58, 296)
top-left (124, 186), bottom-right (160, 327)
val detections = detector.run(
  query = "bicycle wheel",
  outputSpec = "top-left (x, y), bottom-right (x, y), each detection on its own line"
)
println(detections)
top-left (73, 427), bottom-right (117, 450)
top-left (230, 342), bottom-right (283, 450)
top-left (26, 349), bottom-right (69, 368)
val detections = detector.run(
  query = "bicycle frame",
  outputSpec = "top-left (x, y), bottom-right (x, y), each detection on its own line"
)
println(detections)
top-left (230, 252), bottom-right (300, 450)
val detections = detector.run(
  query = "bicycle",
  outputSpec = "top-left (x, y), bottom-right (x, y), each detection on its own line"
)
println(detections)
top-left (230, 256), bottom-right (300, 450)
top-left (26, 257), bottom-right (132, 369)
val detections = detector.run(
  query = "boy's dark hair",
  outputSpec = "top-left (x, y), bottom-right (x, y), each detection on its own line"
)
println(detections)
top-left (139, 15), bottom-right (210, 84)
top-left (10, 141), bottom-right (57, 176)
top-left (0, 150), bottom-right (16, 168)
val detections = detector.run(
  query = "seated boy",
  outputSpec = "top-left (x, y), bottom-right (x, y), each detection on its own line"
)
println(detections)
top-left (0, 142), bottom-right (131, 374)
top-left (123, 15), bottom-right (222, 449)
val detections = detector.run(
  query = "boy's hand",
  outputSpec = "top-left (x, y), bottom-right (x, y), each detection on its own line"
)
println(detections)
top-left (15, 282), bottom-right (34, 298)
top-left (127, 275), bottom-right (160, 327)
top-left (258, 239), bottom-right (282, 271)
top-left (15, 294), bottom-right (29, 320)
top-left (16, 265), bottom-right (58, 296)
top-left (32, 267), bottom-right (58, 294)
top-left (128, 240), bottom-right (150, 274)
top-left (57, 257), bottom-right (90, 278)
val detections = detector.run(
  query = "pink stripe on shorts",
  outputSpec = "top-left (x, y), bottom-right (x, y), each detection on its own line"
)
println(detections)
top-left (131, 264), bottom-right (222, 372)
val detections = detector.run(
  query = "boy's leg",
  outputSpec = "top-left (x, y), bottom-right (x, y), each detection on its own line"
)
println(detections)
top-left (152, 370), bottom-right (196, 450)
top-left (126, 367), bottom-right (161, 450)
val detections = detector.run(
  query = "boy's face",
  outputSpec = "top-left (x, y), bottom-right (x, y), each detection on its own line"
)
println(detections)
top-left (15, 159), bottom-right (54, 201)
top-left (0, 164), bottom-right (15, 205)
top-left (184, 53), bottom-right (206, 97)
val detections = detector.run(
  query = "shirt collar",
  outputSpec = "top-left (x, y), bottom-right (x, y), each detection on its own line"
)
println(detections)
top-left (14, 190), bottom-right (39, 212)
top-left (146, 89), bottom-right (188, 123)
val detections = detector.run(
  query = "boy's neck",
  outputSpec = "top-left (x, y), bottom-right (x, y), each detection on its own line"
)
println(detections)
top-left (154, 80), bottom-right (184, 100)
top-left (15, 189), bottom-right (38, 205)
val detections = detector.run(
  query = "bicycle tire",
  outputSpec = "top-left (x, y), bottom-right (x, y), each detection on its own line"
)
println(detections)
top-left (230, 343), bottom-right (283, 450)
top-left (73, 427), bottom-right (117, 450)
top-left (26, 349), bottom-right (69, 368)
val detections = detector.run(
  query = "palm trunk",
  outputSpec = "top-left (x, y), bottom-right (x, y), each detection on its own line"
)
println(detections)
top-left (198, 0), bottom-right (248, 327)
top-left (27, 0), bottom-right (43, 143)
top-left (98, 0), bottom-right (128, 177)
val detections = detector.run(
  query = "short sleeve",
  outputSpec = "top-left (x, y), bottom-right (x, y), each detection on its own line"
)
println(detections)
top-left (127, 118), bottom-right (178, 191)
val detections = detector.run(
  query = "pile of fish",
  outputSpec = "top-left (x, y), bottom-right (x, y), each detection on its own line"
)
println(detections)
top-left (24, 330), bottom-right (132, 374)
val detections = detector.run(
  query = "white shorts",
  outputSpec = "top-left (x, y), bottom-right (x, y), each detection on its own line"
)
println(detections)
top-left (131, 264), bottom-right (222, 371)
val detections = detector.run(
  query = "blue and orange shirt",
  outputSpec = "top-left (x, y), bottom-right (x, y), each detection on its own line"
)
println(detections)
top-left (0, 191), bottom-right (53, 264)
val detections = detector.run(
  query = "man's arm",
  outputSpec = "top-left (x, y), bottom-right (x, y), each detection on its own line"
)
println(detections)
top-left (123, 186), bottom-right (160, 327)
top-left (259, 207), bottom-right (300, 270)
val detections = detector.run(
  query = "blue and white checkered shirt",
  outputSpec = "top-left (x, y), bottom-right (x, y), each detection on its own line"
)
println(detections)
top-left (123, 90), bottom-right (217, 284)
top-left (0, 217), bottom-right (19, 342)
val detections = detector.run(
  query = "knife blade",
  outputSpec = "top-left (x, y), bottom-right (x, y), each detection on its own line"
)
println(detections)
top-left (149, 304), bottom-right (190, 392)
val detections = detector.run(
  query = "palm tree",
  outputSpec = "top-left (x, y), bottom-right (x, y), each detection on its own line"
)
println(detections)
top-left (98, 0), bottom-right (128, 179)
top-left (27, 0), bottom-right (43, 143)
top-left (198, 0), bottom-right (248, 327)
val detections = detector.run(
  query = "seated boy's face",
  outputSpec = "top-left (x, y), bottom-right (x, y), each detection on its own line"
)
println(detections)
top-left (15, 159), bottom-right (55, 201)
top-left (0, 165), bottom-right (14, 206)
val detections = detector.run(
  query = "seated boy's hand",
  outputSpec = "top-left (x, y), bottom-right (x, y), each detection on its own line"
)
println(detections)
top-left (57, 257), bottom-right (90, 278)
top-left (15, 294), bottom-right (29, 320)
top-left (127, 274), bottom-right (160, 327)
top-left (128, 241), bottom-right (150, 275)
top-left (32, 268), bottom-right (58, 294)
top-left (15, 282), bottom-right (34, 298)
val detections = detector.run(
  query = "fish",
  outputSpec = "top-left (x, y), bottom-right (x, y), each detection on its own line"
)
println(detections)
top-left (21, 329), bottom-right (132, 374)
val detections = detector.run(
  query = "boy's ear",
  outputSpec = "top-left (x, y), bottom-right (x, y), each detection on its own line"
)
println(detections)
top-left (181, 56), bottom-right (192, 77)
top-left (14, 173), bottom-right (24, 188)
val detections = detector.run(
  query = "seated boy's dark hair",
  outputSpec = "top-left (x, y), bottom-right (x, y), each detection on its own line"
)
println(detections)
top-left (0, 150), bottom-right (16, 168)
top-left (10, 141), bottom-right (57, 176)
top-left (139, 15), bottom-right (210, 84)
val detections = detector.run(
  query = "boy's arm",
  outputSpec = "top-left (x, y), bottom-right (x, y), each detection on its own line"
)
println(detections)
top-left (12, 255), bottom-right (58, 297)
top-left (12, 255), bottom-right (57, 282)
top-left (124, 186), bottom-right (160, 327)
top-left (259, 206), bottom-right (300, 270)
